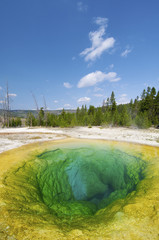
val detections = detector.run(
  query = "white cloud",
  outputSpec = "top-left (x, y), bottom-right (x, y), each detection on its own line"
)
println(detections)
top-left (63, 82), bottom-right (72, 88)
top-left (54, 100), bottom-right (58, 103)
top-left (64, 104), bottom-right (71, 108)
top-left (77, 71), bottom-right (121, 88)
top-left (121, 46), bottom-right (132, 57)
top-left (121, 94), bottom-right (127, 97)
top-left (94, 94), bottom-right (103, 97)
top-left (0, 86), bottom-right (2, 90)
top-left (80, 17), bottom-right (115, 62)
top-left (77, 2), bottom-right (87, 12)
top-left (95, 17), bottom-right (108, 26)
top-left (94, 86), bottom-right (103, 92)
top-left (8, 93), bottom-right (17, 97)
top-left (77, 97), bottom-right (91, 103)
top-left (117, 94), bottom-right (129, 104)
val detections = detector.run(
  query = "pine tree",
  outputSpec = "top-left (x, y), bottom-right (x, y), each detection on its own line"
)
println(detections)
top-left (110, 91), bottom-right (116, 113)
top-left (94, 107), bottom-right (103, 126)
top-left (38, 107), bottom-right (45, 126)
top-left (154, 91), bottom-right (159, 124)
top-left (113, 110), bottom-right (119, 126)
top-left (119, 105), bottom-right (131, 126)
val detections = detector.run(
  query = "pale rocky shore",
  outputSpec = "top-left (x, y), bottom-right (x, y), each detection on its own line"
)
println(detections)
top-left (0, 126), bottom-right (159, 153)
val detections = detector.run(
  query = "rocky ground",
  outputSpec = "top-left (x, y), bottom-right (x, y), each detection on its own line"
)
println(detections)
top-left (0, 126), bottom-right (159, 153)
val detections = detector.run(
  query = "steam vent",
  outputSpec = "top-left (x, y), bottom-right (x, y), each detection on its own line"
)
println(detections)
top-left (0, 139), bottom-right (159, 240)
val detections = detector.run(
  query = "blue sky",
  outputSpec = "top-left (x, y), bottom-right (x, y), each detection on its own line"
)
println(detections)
top-left (0, 0), bottom-right (159, 110)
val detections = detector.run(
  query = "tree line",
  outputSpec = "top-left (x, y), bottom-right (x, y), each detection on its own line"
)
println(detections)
top-left (25, 86), bottom-right (159, 129)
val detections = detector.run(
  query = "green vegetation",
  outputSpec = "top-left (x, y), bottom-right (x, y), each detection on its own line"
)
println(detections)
top-left (25, 86), bottom-right (159, 129)
top-left (3, 117), bottom-right (22, 127)
top-left (9, 117), bottom-right (22, 127)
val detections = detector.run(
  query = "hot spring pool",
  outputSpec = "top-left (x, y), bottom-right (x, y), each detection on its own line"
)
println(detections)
top-left (0, 139), bottom-right (159, 239)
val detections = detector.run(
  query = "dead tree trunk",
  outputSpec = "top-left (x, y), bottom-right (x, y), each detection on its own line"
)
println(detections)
top-left (43, 95), bottom-right (48, 126)
top-left (6, 82), bottom-right (10, 127)
top-left (31, 92), bottom-right (39, 126)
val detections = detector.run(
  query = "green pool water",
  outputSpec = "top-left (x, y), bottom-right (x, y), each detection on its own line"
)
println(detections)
top-left (2, 143), bottom-right (146, 220)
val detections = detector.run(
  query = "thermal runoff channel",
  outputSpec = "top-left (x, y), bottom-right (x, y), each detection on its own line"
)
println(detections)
top-left (2, 143), bottom-right (146, 220)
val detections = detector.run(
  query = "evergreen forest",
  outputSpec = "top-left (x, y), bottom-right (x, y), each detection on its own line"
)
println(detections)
top-left (25, 86), bottom-right (159, 129)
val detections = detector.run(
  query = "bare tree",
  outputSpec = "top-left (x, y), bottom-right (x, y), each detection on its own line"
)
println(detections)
top-left (31, 92), bottom-right (39, 126)
top-left (43, 95), bottom-right (47, 111)
top-left (0, 82), bottom-right (10, 127)
top-left (0, 90), bottom-right (5, 126)
top-left (0, 83), bottom-right (17, 127)
top-left (2, 95), bottom-right (7, 126)
top-left (31, 92), bottom-right (39, 111)
top-left (43, 95), bottom-right (48, 126)
top-left (6, 82), bottom-right (10, 127)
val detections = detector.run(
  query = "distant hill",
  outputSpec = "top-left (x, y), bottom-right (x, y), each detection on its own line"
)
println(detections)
top-left (0, 109), bottom-right (76, 118)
